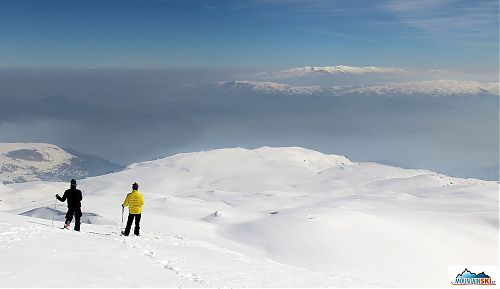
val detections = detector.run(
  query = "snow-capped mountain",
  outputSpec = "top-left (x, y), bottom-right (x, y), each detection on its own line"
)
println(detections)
top-left (251, 65), bottom-right (498, 86)
top-left (214, 80), bottom-right (325, 95)
top-left (216, 79), bottom-right (499, 96)
top-left (0, 143), bottom-right (121, 184)
top-left (268, 65), bottom-right (407, 78)
top-left (343, 80), bottom-right (499, 96)
top-left (0, 146), bottom-right (497, 287)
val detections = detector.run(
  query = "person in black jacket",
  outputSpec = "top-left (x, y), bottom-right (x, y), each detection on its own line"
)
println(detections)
top-left (56, 179), bottom-right (83, 231)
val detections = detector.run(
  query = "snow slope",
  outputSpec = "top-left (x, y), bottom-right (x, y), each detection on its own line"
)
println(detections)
top-left (0, 147), bottom-right (498, 287)
top-left (0, 143), bottom-right (74, 183)
top-left (0, 143), bottom-right (120, 184)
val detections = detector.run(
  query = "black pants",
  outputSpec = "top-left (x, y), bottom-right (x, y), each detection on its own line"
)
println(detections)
top-left (124, 213), bottom-right (141, 236)
top-left (65, 207), bottom-right (82, 231)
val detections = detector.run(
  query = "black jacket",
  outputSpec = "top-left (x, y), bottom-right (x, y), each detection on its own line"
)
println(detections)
top-left (57, 188), bottom-right (82, 209)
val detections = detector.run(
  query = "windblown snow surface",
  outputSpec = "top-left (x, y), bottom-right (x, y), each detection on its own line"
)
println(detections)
top-left (0, 147), bottom-right (497, 287)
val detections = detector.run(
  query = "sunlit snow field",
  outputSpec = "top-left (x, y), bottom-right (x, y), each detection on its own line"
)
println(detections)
top-left (0, 147), bottom-right (497, 287)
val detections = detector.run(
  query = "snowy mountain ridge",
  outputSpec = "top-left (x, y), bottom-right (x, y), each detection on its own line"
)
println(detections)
top-left (214, 80), bottom-right (324, 95)
top-left (345, 80), bottom-right (499, 96)
top-left (216, 79), bottom-right (499, 96)
top-left (0, 143), bottom-right (121, 184)
top-left (271, 65), bottom-right (407, 77)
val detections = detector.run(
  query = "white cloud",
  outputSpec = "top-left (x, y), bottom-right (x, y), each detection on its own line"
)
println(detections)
top-left (380, 0), bottom-right (498, 47)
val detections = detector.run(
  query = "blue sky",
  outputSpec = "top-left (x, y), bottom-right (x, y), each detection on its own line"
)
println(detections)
top-left (0, 0), bottom-right (498, 72)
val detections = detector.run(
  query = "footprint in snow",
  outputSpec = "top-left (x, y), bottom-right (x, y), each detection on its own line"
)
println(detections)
top-left (160, 260), bottom-right (206, 284)
top-left (161, 260), bottom-right (176, 271)
top-left (143, 250), bottom-right (155, 258)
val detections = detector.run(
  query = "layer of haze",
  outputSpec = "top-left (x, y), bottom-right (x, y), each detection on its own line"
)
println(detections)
top-left (0, 69), bottom-right (498, 181)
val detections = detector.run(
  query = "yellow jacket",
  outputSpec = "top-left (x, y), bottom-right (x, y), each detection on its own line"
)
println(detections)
top-left (122, 190), bottom-right (144, 214)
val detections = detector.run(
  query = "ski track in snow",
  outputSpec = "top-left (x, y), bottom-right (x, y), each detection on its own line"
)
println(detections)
top-left (0, 220), bottom-right (199, 287)
top-left (0, 218), bottom-right (371, 287)
top-left (115, 232), bottom-right (208, 285)
top-left (110, 228), bottom-right (369, 287)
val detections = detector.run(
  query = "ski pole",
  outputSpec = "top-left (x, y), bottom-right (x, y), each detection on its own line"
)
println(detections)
top-left (121, 207), bottom-right (124, 229)
top-left (52, 197), bottom-right (57, 227)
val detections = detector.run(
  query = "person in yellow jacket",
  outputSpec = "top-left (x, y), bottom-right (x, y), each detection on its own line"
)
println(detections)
top-left (121, 182), bottom-right (144, 236)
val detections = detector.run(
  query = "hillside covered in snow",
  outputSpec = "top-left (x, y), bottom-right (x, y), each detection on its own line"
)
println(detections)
top-left (0, 143), bottom-right (121, 184)
top-left (0, 147), bottom-right (497, 287)
top-left (215, 80), bottom-right (499, 96)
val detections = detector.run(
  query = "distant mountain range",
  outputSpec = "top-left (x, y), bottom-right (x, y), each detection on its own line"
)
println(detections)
top-left (268, 65), bottom-right (408, 78)
top-left (0, 143), bottom-right (122, 184)
top-left (214, 81), bottom-right (324, 95)
top-left (215, 80), bottom-right (499, 96)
